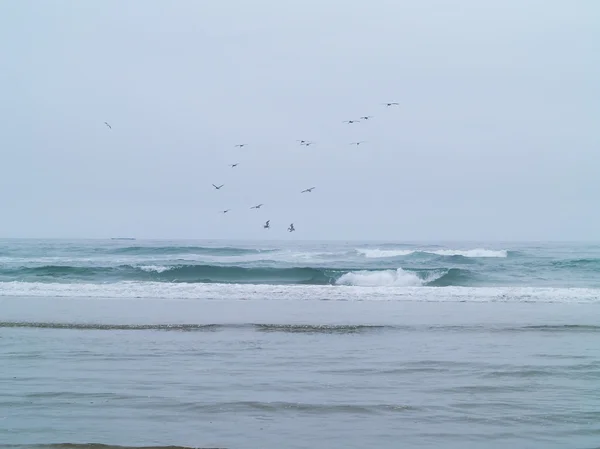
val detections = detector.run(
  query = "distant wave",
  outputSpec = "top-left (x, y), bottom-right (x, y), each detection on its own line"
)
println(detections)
top-left (0, 445), bottom-right (217, 449)
top-left (112, 245), bottom-right (274, 256)
top-left (552, 258), bottom-right (600, 270)
top-left (356, 248), bottom-right (508, 259)
top-left (428, 248), bottom-right (508, 258)
top-left (0, 264), bottom-right (471, 286)
top-left (356, 249), bottom-right (416, 258)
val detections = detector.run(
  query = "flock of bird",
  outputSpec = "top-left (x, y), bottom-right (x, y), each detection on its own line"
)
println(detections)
top-left (103, 102), bottom-right (400, 233)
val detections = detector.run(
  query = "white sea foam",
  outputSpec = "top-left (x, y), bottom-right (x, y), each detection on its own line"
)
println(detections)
top-left (139, 265), bottom-right (171, 273)
top-left (428, 249), bottom-right (508, 258)
top-left (357, 248), bottom-right (508, 258)
top-left (336, 268), bottom-right (427, 287)
top-left (356, 249), bottom-right (416, 258)
top-left (0, 281), bottom-right (598, 303)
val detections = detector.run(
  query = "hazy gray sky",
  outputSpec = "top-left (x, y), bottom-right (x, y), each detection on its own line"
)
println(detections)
top-left (1, 0), bottom-right (598, 240)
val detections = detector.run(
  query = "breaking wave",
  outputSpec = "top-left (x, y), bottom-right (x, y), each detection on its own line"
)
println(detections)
top-left (356, 248), bottom-right (508, 259)
top-left (0, 264), bottom-right (469, 286)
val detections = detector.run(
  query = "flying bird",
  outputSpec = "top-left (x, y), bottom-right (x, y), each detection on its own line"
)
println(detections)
top-left (301, 141), bottom-right (315, 146)
top-left (301, 187), bottom-right (316, 193)
top-left (360, 116), bottom-right (373, 120)
top-left (343, 120), bottom-right (360, 124)
top-left (263, 220), bottom-right (270, 229)
top-left (350, 141), bottom-right (366, 146)
top-left (250, 204), bottom-right (264, 209)
top-left (104, 122), bottom-right (111, 129)
top-left (230, 163), bottom-right (239, 168)
top-left (212, 184), bottom-right (224, 190)
top-left (221, 209), bottom-right (230, 214)
top-left (234, 144), bottom-right (248, 148)
top-left (288, 223), bottom-right (295, 232)
top-left (383, 102), bottom-right (399, 107)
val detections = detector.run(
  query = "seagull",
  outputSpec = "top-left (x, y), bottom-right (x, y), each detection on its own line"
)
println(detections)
top-left (234, 144), bottom-right (247, 148)
top-left (301, 187), bottom-right (316, 193)
top-left (221, 209), bottom-right (230, 214)
top-left (350, 141), bottom-right (366, 146)
top-left (288, 223), bottom-right (295, 232)
top-left (360, 116), bottom-right (373, 120)
top-left (250, 204), bottom-right (264, 209)
top-left (230, 163), bottom-right (239, 168)
top-left (297, 140), bottom-right (308, 144)
top-left (301, 141), bottom-right (315, 146)
top-left (383, 102), bottom-right (399, 107)
top-left (104, 122), bottom-right (112, 129)
top-left (212, 184), bottom-right (224, 190)
top-left (343, 120), bottom-right (361, 124)
top-left (263, 220), bottom-right (270, 229)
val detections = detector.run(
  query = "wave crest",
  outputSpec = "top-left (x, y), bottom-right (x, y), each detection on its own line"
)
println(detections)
top-left (0, 264), bottom-right (473, 287)
top-left (335, 268), bottom-right (467, 287)
top-left (112, 245), bottom-right (272, 256)
top-left (337, 268), bottom-right (428, 286)
top-left (356, 249), bottom-right (415, 258)
top-left (430, 249), bottom-right (508, 258)
top-left (357, 248), bottom-right (508, 259)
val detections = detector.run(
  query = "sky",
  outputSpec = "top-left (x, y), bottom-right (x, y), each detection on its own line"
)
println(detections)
top-left (0, 0), bottom-right (598, 240)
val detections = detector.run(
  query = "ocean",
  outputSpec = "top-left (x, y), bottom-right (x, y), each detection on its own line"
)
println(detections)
top-left (1, 239), bottom-right (599, 449)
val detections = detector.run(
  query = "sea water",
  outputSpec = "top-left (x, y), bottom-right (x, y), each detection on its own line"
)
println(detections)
top-left (1, 239), bottom-right (599, 448)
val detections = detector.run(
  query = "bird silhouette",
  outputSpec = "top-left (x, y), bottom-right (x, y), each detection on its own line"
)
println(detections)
top-left (212, 184), bottom-right (224, 190)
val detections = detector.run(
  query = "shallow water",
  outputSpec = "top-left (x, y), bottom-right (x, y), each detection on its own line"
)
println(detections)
top-left (2, 297), bottom-right (600, 449)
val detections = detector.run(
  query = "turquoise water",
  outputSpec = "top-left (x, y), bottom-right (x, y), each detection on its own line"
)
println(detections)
top-left (1, 240), bottom-right (600, 448)
top-left (1, 239), bottom-right (600, 292)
